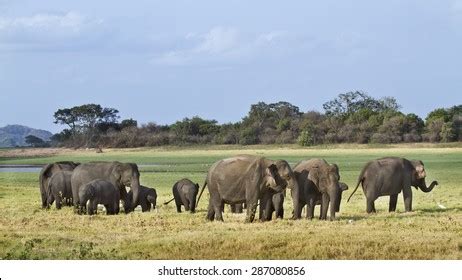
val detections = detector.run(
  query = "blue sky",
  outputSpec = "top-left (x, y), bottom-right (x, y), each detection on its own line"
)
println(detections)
top-left (1, 0), bottom-right (462, 133)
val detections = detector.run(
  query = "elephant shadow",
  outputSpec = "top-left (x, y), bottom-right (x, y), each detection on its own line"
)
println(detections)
top-left (415, 206), bottom-right (462, 214)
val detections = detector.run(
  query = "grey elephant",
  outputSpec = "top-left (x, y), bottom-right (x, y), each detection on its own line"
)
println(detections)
top-left (47, 171), bottom-right (73, 209)
top-left (164, 179), bottom-right (199, 213)
top-left (293, 159), bottom-right (342, 221)
top-left (126, 185), bottom-right (157, 212)
top-left (197, 155), bottom-right (299, 223)
top-left (259, 191), bottom-right (284, 221)
top-left (39, 161), bottom-right (79, 208)
top-left (230, 203), bottom-right (246, 213)
top-left (78, 179), bottom-right (120, 215)
top-left (71, 161), bottom-right (141, 213)
top-left (309, 182), bottom-right (349, 218)
top-left (348, 157), bottom-right (438, 213)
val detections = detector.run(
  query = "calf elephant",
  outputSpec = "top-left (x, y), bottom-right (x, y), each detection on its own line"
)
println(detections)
top-left (126, 185), bottom-right (157, 212)
top-left (348, 157), bottom-right (438, 213)
top-left (197, 155), bottom-right (298, 223)
top-left (293, 159), bottom-right (342, 221)
top-left (259, 191), bottom-right (284, 221)
top-left (71, 161), bottom-right (141, 213)
top-left (39, 161), bottom-right (79, 208)
top-left (309, 182), bottom-right (349, 218)
top-left (47, 171), bottom-right (73, 209)
top-left (164, 179), bottom-right (199, 213)
top-left (78, 179), bottom-right (120, 215)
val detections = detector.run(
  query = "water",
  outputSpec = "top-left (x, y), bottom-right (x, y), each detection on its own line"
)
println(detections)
top-left (0, 165), bottom-right (42, 173)
top-left (0, 164), bottom-right (162, 173)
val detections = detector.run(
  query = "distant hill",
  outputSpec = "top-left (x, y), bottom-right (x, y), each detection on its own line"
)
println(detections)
top-left (0, 125), bottom-right (53, 147)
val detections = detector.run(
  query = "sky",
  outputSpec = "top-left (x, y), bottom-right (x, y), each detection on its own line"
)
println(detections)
top-left (1, 0), bottom-right (462, 133)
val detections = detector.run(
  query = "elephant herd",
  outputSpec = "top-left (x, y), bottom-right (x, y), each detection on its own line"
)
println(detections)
top-left (38, 156), bottom-right (438, 222)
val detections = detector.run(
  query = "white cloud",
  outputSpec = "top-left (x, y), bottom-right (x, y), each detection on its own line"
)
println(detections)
top-left (0, 11), bottom-right (105, 51)
top-left (194, 26), bottom-right (239, 54)
top-left (0, 11), bottom-right (101, 33)
top-left (151, 27), bottom-right (287, 66)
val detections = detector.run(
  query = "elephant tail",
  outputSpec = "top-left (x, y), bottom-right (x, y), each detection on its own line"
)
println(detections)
top-left (163, 198), bottom-right (175, 205)
top-left (196, 180), bottom-right (207, 208)
top-left (347, 165), bottom-right (368, 203)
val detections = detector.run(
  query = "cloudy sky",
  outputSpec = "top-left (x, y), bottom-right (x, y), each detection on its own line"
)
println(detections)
top-left (1, 0), bottom-right (462, 132)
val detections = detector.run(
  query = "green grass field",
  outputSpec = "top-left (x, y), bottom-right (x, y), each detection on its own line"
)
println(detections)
top-left (0, 145), bottom-right (461, 260)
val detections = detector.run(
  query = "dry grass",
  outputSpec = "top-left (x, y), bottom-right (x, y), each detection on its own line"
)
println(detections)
top-left (0, 146), bottom-right (461, 260)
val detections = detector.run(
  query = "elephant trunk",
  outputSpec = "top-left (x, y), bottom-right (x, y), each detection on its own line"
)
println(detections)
top-left (417, 179), bottom-right (438, 193)
top-left (334, 189), bottom-right (343, 213)
top-left (39, 164), bottom-right (51, 208)
top-left (329, 188), bottom-right (339, 221)
top-left (291, 180), bottom-right (302, 219)
top-left (130, 177), bottom-right (140, 210)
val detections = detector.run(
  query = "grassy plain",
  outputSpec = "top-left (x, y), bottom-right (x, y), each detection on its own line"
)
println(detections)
top-left (0, 144), bottom-right (461, 259)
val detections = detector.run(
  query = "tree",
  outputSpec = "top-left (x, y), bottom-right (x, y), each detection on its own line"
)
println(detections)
top-left (323, 91), bottom-right (401, 119)
top-left (120, 118), bottom-right (138, 129)
top-left (25, 135), bottom-right (46, 147)
top-left (53, 104), bottom-right (120, 147)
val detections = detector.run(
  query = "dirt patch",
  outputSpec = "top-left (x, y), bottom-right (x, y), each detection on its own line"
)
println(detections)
top-left (0, 148), bottom-right (72, 159)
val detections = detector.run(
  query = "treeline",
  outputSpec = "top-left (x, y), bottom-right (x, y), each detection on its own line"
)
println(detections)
top-left (50, 92), bottom-right (462, 148)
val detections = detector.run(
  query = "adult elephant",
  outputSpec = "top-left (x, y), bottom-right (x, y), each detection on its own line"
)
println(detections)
top-left (47, 171), bottom-right (74, 209)
top-left (71, 161), bottom-right (141, 213)
top-left (197, 155), bottom-right (299, 223)
top-left (39, 161), bottom-right (80, 209)
top-left (348, 157), bottom-right (438, 213)
top-left (293, 159), bottom-right (342, 221)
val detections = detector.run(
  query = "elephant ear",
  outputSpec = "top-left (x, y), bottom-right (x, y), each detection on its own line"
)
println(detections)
top-left (112, 163), bottom-right (123, 181)
top-left (264, 164), bottom-right (278, 189)
top-left (330, 164), bottom-right (340, 179)
top-left (86, 185), bottom-right (96, 199)
top-left (308, 167), bottom-right (321, 190)
top-left (339, 182), bottom-right (349, 191)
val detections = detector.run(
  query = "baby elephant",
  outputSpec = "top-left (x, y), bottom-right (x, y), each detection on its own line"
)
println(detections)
top-left (126, 185), bottom-right (157, 212)
top-left (78, 179), bottom-right (120, 215)
top-left (260, 191), bottom-right (285, 221)
top-left (47, 171), bottom-right (73, 209)
top-left (164, 178), bottom-right (199, 213)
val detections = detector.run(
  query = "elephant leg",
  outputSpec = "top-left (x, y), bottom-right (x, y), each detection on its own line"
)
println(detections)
top-left (146, 203), bottom-right (151, 212)
top-left (258, 202), bottom-right (264, 221)
top-left (214, 200), bottom-right (224, 221)
top-left (259, 193), bottom-right (270, 221)
top-left (55, 196), bottom-right (62, 210)
top-left (174, 196), bottom-right (182, 213)
top-left (41, 189), bottom-right (48, 209)
top-left (389, 194), bottom-right (398, 212)
top-left (277, 207), bottom-right (284, 219)
top-left (307, 198), bottom-right (315, 220)
top-left (320, 193), bottom-right (329, 220)
top-left (104, 204), bottom-right (112, 215)
top-left (180, 194), bottom-right (190, 212)
top-left (403, 186), bottom-right (413, 212)
top-left (47, 194), bottom-right (55, 209)
top-left (206, 198), bottom-right (215, 221)
top-left (265, 201), bottom-right (274, 222)
top-left (114, 201), bottom-right (120, 214)
top-left (246, 202), bottom-right (258, 223)
top-left (235, 204), bottom-right (243, 213)
top-left (209, 192), bottom-right (223, 221)
top-left (89, 200), bottom-right (98, 215)
top-left (141, 201), bottom-right (149, 212)
top-left (366, 198), bottom-right (376, 214)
